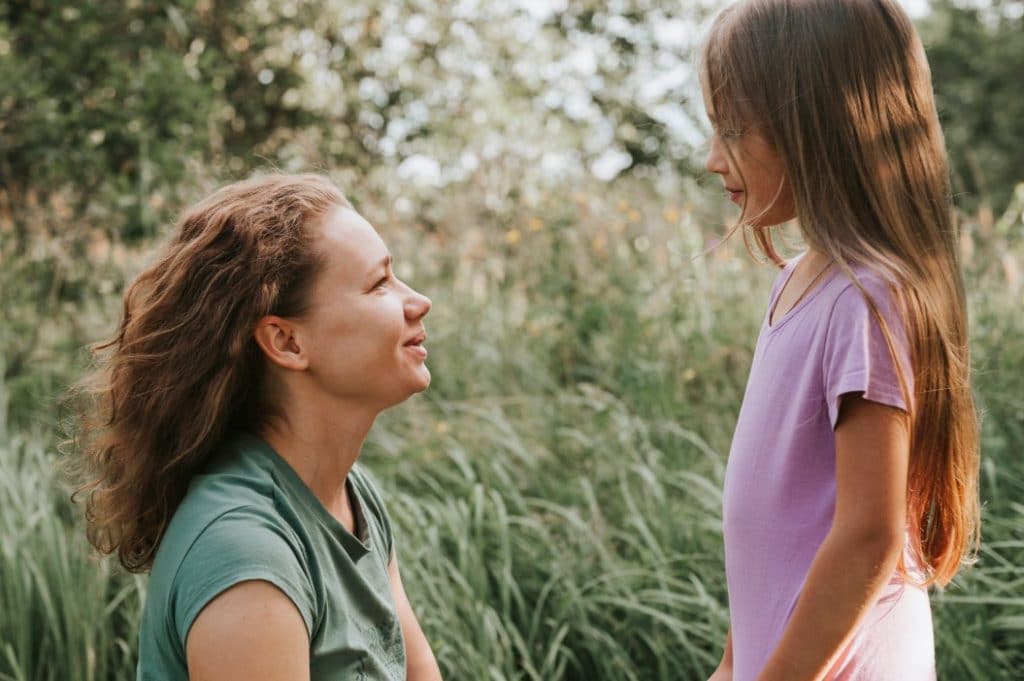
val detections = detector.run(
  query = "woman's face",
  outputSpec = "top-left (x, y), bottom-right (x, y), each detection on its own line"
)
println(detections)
top-left (704, 116), bottom-right (795, 228)
top-left (297, 205), bottom-right (432, 409)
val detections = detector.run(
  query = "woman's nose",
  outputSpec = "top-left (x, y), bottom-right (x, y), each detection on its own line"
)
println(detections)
top-left (405, 287), bottom-right (431, 319)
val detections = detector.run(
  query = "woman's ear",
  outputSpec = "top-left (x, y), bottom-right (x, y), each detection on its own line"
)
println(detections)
top-left (253, 316), bottom-right (309, 371)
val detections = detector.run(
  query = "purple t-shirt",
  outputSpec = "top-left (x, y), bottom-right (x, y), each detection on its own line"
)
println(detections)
top-left (723, 256), bottom-right (936, 680)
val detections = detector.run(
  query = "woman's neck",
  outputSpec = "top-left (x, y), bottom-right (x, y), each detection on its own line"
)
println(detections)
top-left (258, 397), bottom-right (378, 519)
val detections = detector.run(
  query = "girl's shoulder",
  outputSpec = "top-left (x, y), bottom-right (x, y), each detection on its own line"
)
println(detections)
top-left (827, 262), bottom-right (903, 324)
top-left (769, 255), bottom-right (899, 329)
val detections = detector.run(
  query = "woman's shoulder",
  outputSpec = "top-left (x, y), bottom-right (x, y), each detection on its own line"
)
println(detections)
top-left (147, 463), bottom-right (318, 641)
top-left (144, 499), bottom-right (318, 663)
top-left (170, 435), bottom-right (281, 526)
top-left (349, 463), bottom-right (386, 508)
top-left (149, 435), bottom-right (301, 578)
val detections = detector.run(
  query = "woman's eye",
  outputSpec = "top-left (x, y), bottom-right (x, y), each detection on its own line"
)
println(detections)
top-left (373, 276), bottom-right (389, 290)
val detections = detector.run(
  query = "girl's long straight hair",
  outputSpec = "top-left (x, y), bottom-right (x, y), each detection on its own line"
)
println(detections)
top-left (71, 173), bottom-right (349, 572)
top-left (703, 0), bottom-right (980, 586)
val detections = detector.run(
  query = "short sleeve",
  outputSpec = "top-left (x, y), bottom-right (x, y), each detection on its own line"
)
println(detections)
top-left (349, 465), bottom-right (395, 562)
top-left (170, 507), bottom-right (317, 648)
top-left (822, 280), bottom-right (914, 429)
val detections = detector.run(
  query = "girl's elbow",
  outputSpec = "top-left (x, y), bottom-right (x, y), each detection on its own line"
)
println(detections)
top-left (836, 523), bottom-right (905, 564)
top-left (872, 529), bottom-right (905, 564)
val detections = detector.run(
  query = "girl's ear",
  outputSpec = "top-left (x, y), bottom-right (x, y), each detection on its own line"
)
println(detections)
top-left (253, 316), bottom-right (309, 371)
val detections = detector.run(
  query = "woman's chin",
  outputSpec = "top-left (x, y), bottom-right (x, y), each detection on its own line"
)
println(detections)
top-left (414, 368), bottom-right (431, 392)
top-left (405, 367), bottom-right (432, 396)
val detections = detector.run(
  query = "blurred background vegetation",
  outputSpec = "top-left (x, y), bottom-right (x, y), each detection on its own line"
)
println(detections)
top-left (1, 0), bottom-right (1022, 679)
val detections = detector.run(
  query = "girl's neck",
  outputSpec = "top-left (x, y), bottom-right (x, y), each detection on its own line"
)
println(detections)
top-left (770, 248), bottom-right (834, 326)
top-left (798, 247), bottom-right (831, 271)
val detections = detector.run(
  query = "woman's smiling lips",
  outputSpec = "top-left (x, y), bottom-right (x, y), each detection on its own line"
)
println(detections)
top-left (403, 331), bottom-right (428, 359)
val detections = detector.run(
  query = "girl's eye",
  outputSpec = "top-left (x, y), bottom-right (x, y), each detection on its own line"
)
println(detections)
top-left (373, 275), bottom-right (390, 290)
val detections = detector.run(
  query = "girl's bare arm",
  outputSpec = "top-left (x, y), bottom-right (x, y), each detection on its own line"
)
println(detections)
top-left (756, 394), bottom-right (910, 681)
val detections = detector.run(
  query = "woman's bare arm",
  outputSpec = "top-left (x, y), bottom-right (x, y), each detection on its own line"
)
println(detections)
top-left (388, 554), bottom-right (443, 680)
top-left (186, 580), bottom-right (311, 681)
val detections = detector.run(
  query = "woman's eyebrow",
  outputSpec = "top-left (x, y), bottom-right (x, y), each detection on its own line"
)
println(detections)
top-left (367, 254), bottom-right (391, 279)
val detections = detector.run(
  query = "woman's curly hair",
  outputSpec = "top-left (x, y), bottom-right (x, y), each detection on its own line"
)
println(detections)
top-left (72, 173), bottom-right (349, 572)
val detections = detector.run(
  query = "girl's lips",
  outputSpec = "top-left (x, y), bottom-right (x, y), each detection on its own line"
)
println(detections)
top-left (729, 190), bottom-right (743, 203)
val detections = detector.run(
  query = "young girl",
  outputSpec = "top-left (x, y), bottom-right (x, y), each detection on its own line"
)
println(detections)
top-left (700, 1), bottom-right (980, 680)
top-left (74, 174), bottom-right (443, 680)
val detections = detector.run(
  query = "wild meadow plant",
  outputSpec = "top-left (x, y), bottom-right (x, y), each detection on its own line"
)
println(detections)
top-left (1, 179), bottom-right (1022, 679)
top-left (0, 434), bottom-right (144, 681)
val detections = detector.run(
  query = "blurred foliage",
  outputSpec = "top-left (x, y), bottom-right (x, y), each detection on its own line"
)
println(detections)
top-left (1, 2), bottom-right (1023, 675)
top-left (0, 0), bottom-right (718, 248)
top-left (1, 173), bottom-right (1023, 678)
top-left (0, 1), bottom-right (1019, 667)
top-left (2, 0), bottom-right (1022, 254)
top-left (0, 0), bottom-right (334, 243)
top-left (921, 0), bottom-right (1024, 213)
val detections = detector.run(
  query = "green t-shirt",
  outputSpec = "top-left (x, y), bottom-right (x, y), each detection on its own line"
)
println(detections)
top-left (137, 432), bottom-right (406, 680)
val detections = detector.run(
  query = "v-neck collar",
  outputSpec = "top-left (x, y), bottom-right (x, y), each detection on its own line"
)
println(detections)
top-left (766, 255), bottom-right (838, 333)
top-left (235, 432), bottom-right (373, 559)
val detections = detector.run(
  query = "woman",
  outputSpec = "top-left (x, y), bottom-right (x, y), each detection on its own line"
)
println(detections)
top-left (75, 173), bottom-right (443, 680)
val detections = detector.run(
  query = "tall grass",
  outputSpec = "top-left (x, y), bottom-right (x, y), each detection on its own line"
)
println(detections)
top-left (1, 177), bottom-right (1022, 679)
top-left (0, 434), bottom-right (143, 681)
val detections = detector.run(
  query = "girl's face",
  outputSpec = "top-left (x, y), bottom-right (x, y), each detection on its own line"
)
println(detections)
top-left (297, 205), bottom-right (432, 409)
top-left (705, 121), bottom-right (796, 227)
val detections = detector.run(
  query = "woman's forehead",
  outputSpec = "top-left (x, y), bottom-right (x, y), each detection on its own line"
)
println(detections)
top-left (318, 206), bottom-right (388, 273)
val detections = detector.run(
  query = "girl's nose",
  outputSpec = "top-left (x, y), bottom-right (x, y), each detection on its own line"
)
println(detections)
top-left (705, 135), bottom-right (729, 176)
top-left (405, 287), bottom-right (431, 320)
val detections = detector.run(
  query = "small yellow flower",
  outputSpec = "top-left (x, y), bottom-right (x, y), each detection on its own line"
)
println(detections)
top-left (662, 207), bottom-right (680, 223)
top-left (435, 421), bottom-right (451, 435)
top-left (628, 209), bottom-right (642, 222)
top-left (592, 233), bottom-right (607, 254)
top-left (617, 199), bottom-right (630, 212)
top-left (682, 368), bottom-right (697, 382)
top-left (505, 229), bottom-right (521, 245)
top-left (528, 217), bottom-right (544, 232)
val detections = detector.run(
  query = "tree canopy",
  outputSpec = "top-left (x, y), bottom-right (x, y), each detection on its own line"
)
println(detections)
top-left (1, 0), bottom-right (1020, 248)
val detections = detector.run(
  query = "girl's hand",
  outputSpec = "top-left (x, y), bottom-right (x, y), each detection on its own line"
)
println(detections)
top-left (708, 664), bottom-right (733, 681)
top-left (708, 625), bottom-right (734, 681)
